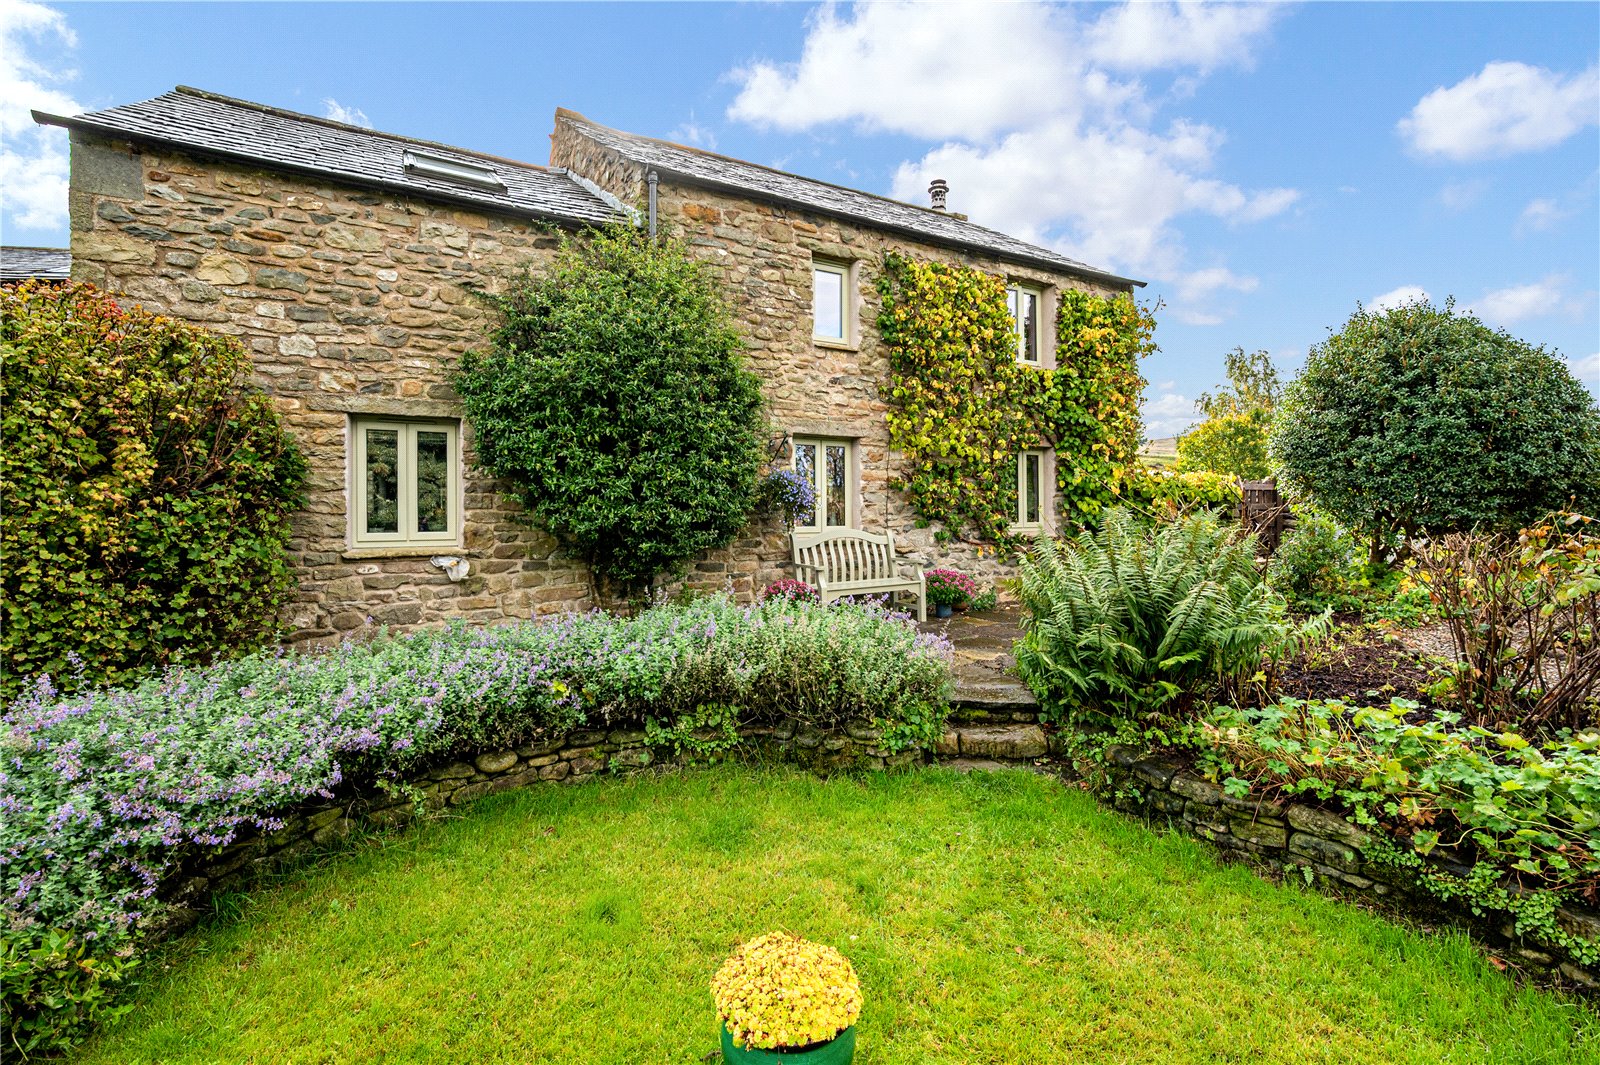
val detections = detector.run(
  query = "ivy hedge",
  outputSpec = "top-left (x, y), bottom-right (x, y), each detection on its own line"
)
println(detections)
top-left (876, 252), bottom-right (1152, 548)
top-left (0, 281), bottom-right (306, 698)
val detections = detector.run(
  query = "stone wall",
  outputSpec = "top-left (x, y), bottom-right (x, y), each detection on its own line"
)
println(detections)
top-left (1101, 744), bottom-right (1599, 989)
top-left (159, 718), bottom-right (918, 935)
top-left (551, 118), bottom-right (1133, 594)
top-left (67, 132), bottom-right (595, 641)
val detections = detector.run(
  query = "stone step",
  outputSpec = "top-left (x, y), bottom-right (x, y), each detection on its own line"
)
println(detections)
top-left (949, 681), bottom-right (1038, 713)
top-left (935, 722), bottom-right (1049, 762)
top-left (941, 758), bottom-right (1037, 774)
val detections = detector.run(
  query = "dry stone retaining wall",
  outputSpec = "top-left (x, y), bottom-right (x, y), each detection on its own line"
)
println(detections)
top-left (1101, 743), bottom-right (1599, 989)
top-left (160, 718), bottom-right (920, 934)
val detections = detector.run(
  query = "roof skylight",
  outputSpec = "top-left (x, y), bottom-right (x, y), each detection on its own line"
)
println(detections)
top-left (402, 150), bottom-right (505, 191)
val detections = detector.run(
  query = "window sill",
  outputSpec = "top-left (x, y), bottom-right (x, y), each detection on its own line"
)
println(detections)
top-left (813, 336), bottom-right (859, 352)
top-left (342, 545), bottom-right (465, 561)
top-left (1008, 525), bottom-right (1048, 539)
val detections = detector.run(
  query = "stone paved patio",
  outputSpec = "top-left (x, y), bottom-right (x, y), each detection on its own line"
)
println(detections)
top-left (918, 606), bottom-right (1036, 713)
top-left (917, 607), bottom-right (1050, 765)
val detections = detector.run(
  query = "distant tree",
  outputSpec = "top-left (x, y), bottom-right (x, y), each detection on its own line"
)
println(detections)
top-left (1173, 347), bottom-right (1279, 480)
top-left (1196, 346), bottom-right (1282, 418)
top-left (1272, 299), bottom-right (1600, 559)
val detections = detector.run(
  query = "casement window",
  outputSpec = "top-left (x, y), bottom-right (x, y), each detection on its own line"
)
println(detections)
top-left (1013, 450), bottom-right (1048, 533)
top-left (1007, 283), bottom-right (1044, 365)
top-left (350, 417), bottom-right (461, 549)
top-left (812, 259), bottom-right (852, 345)
top-left (791, 436), bottom-right (856, 530)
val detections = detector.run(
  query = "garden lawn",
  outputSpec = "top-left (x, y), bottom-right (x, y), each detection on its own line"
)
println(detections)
top-left (75, 766), bottom-right (1594, 1064)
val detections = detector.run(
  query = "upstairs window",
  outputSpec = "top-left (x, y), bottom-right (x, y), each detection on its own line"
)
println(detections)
top-left (351, 417), bottom-right (461, 549)
top-left (812, 259), bottom-right (851, 344)
top-left (1007, 283), bottom-right (1043, 364)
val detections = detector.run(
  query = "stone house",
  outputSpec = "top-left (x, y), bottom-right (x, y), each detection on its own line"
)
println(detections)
top-left (34, 86), bottom-right (1142, 643)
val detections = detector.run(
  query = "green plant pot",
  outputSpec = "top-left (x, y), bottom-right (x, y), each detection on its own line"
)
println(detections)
top-left (935, 603), bottom-right (954, 619)
top-left (720, 1024), bottom-right (856, 1064)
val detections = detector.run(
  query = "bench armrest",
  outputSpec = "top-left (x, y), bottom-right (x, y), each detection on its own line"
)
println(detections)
top-left (791, 561), bottom-right (827, 587)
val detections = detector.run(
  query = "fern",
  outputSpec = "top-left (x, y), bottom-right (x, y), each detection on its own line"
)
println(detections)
top-left (1015, 508), bottom-right (1325, 732)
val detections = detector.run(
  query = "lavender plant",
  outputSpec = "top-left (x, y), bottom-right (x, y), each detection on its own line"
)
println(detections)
top-left (2, 593), bottom-right (952, 1052)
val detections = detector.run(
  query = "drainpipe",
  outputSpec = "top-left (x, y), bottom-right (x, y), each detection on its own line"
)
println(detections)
top-left (646, 170), bottom-right (659, 239)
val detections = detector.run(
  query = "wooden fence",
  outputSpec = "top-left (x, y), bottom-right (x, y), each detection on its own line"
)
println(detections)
top-left (1236, 479), bottom-right (1296, 555)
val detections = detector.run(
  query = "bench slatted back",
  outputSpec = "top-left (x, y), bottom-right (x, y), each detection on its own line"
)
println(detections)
top-left (791, 528), bottom-right (898, 586)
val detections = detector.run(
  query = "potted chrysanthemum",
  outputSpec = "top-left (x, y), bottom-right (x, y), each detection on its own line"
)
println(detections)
top-left (711, 932), bottom-right (861, 1062)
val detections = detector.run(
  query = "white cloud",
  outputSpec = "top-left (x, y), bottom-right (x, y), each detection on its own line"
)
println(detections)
top-left (1141, 390), bottom-right (1197, 438)
top-left (0, 0), bottom-right (81, 234)
top-left (322, 98), bottom-right (371, 129)
top-left (728, 2), bottom-right (1109, 140)
top-left (1518, 196), bottom-right (1566, 233)
top-left (1567, 352), bottom-right (1599, 392)
top-left (1437, 180), bottom-right (1486, 210)
top-left (727, 2), bottom-right (1291, 326)
top-left (1085, 1), bottom-right (1279, 74)
top-left (668, 112), bottom-right (717, 151)
top-left (1368, 285), bottom-right (1430, 312)
top-left (1463, 274), bottom-right (1584, 326)
top-left (1398, 61), bottom-right (1599, 161)
top-left (1169, 266), bottom-right (1259, 324)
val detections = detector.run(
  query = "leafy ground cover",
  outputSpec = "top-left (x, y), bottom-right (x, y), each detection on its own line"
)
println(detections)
top-left (74, 766), bottom-right (1594, 1064)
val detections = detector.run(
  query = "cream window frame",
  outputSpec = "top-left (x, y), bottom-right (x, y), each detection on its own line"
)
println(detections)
top-left (1011, 449), bottom-right (1050, 536)
top-left (811, 258), bottom-right (856, 348)
top-left (349, 417), bottom-right (462, 550)
top-left (790, 436), bottom-right (858, 532)
top-left (1007, 282), bottom-right (1047, 366)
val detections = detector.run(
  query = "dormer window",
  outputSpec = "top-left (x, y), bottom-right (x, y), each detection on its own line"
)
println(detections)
top-left (402, 150), bottom-right (505, 191)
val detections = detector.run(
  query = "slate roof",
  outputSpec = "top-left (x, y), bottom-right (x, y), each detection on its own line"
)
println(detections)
top-left (0, 247), bottom-right (71, 282)
top-left (556, 109), bottom-right (1142, 289)
top-left (34, 87), bottom-right (624, 227)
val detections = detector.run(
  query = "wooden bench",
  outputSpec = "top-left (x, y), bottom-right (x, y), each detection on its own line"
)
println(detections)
top-left (790, 528), bottom-right (927, 622)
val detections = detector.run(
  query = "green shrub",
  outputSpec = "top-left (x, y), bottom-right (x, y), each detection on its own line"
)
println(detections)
top-left (1172, 348), bottom-right (1281, 480)
top-left (1172, 409), bottom-right (1272, 480)
top-left (1, 595), bottom-right (950, 1054)
top-left (1272, 299), bottom-right (1600, 556)
top-left (456, 224), bottom-right (767, 592)
top-left (0, 281), bottom-right (306, 697)
top-left (1267, 505), bottom-right (1362, 614)
top-left (2, 929), bottom-right (139, 1058)
top-left (1014, 508), bottom-right (1323, 735)
top-left (1115, 464), bottom-right (1240, 519)
top-left (1410, 515), bottom-right (1600, 733)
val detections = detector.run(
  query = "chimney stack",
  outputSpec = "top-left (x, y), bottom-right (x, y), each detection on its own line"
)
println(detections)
top-left (929, 178), bottom-right (949, 211)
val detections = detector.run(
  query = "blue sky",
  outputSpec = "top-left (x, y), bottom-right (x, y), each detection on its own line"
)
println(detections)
top-left (3, 1), bottom-right (1596, 434)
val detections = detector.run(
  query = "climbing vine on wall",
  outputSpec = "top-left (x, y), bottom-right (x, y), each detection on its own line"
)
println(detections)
top-left (876, 251), bottom-right (1153, 549)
